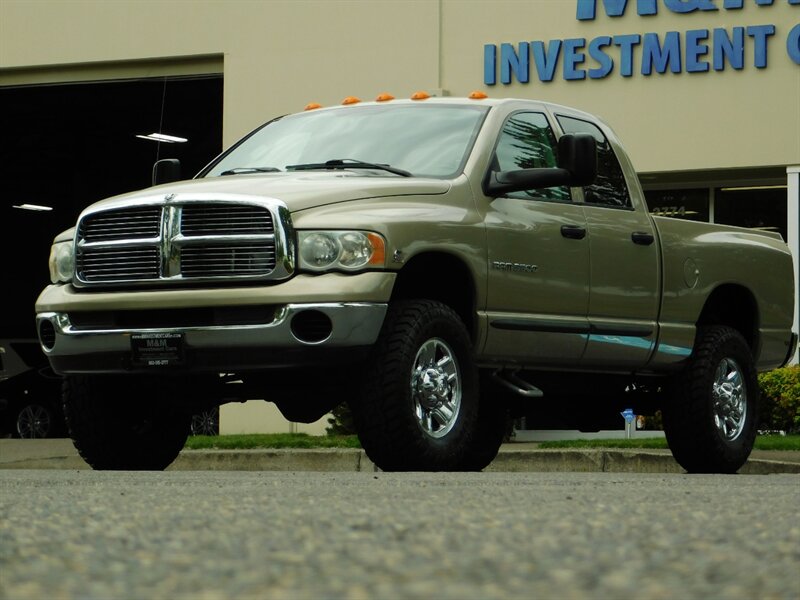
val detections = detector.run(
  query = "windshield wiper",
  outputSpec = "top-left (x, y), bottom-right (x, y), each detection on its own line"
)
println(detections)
top-left (286, 159), bottom-right (412, 177)
top-left (219, 167), bottom-right (281, 176)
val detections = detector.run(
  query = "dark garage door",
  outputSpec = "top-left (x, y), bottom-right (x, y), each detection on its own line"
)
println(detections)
top-left (0, 75), bottom-right (223, 340)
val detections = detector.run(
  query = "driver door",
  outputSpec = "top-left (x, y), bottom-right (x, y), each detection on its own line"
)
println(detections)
top-left (479, 111), bottom-right (590, 366)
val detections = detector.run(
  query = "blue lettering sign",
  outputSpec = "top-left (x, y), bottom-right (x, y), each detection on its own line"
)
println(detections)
top-left (588, 36), bottom-right (615, 77)
top-left (484, 44), bottom-right (497, 85)
top-left (579, 0), bottom-right (787, 18)
top-left (746, 24), bottom-right (776, 67)
top-left (788, 23), bottom-right (800, 64)
top-left (531, 40), bottom-right (562, 82)
top-left (484, 1), bottom-right (793, 85)
top-left (577, 0), bottom-right (658, 19)
top-left (686, 28), bottom-right (711, 71)
top-left (663, 0), bottom-right (718, 13)
top-left (641, 31), bottom-right (682, 74)
top-left (713, 27), bottom-right (745, 70)
top-left (501, 42), bottom-right (530, 84)
top-left (614, 34), bottom-right (642, 76)
top-left (723, 0), bottom-right (777, 7)
top-left (563, 38), bottom-right (588, 79)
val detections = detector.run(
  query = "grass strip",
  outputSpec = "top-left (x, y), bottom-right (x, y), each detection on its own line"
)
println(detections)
top-left (185, 432), bottom-right (361, 450)
top-left (185, 433), bottom-right (799, 451)
top-left (537, 435), bottom-right (800, 451)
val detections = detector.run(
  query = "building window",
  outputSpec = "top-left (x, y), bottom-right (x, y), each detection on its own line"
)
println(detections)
top-left (644, 188), bottom-right (710, 222)
top-left (715, 186), bottom-right (788, 241)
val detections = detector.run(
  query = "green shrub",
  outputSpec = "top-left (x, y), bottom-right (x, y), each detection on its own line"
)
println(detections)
top-left (758, 366), bottom-right (800, 432)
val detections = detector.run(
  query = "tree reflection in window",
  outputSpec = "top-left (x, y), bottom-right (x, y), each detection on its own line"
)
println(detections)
top-left (494, 112), bottom-right (571, 202)
top-left (557, 116), bottom-right (631, 209)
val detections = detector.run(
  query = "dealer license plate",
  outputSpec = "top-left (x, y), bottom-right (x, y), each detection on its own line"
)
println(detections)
top-left (131, 333), bottom-right (184, 367)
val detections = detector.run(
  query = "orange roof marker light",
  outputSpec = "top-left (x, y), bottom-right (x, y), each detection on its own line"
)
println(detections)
top-left (469, 91), bottom-right (488, 100)
top-left (342, 96), bottom-right (361, 105)
top-left (375, 93), bottom-right (395, 102)
top-left (304, 102), bottom-right (323, 111)
top-left (410, 91), bottom-right (430, 101)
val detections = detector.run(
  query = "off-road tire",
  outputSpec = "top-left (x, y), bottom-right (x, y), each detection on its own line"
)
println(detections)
top-left (458, 371), bottom-right (510, 471)
top-left (662, 326), bottom-right (758, 473)
top-left (352, 300), bottom-right (495, 471)
top-left (63, 375), bottom-right (190, 470)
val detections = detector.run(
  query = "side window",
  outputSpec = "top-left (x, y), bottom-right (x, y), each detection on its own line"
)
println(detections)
top-left (557, 116), bottom-right (631, 209)
top-left (493, 112), bottom-right (571, 202)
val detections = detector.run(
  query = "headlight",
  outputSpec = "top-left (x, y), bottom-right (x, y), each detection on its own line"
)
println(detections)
top-left (48, 241), bottom-right (74, 283)
top-left (298, 231), bottom-right (386, 272)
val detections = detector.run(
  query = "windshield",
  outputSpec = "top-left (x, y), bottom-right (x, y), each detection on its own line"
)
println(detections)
top-left (203, 104), bottom-right (489, 179)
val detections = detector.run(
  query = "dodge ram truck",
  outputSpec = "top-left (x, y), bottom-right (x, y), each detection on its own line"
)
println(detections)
top-left (35, 95), bottom-right (796, 472)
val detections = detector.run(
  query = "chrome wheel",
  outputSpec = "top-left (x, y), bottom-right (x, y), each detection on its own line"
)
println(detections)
top-left (190, 408), bottom-right (219, 436)
top-left (712, 358), bottom-right (746, 442)
top-left (16, 404), bottom-right (53, 438)
top-left (411, 337), bottom-right (461, 439)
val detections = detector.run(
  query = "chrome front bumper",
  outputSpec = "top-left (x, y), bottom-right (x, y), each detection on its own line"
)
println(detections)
top-left (36, 302), bottom-right (387, 374)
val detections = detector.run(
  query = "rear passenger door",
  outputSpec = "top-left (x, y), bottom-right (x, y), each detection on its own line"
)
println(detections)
top-left (556, 115), bottom-right (660, 369)
top-left (480, 110), bottom-right (590, 366)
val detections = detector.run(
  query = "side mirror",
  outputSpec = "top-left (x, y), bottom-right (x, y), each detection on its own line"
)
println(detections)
top-left (152, 159), bottom-right (181, 186)
top-left (483, 133), bottom-right (597, 197)
top-left (557, 133), bottom-right (597, 187)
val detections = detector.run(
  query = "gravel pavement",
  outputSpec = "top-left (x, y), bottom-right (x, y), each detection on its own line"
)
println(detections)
top-left (1, 470), bottom-right (799, 600)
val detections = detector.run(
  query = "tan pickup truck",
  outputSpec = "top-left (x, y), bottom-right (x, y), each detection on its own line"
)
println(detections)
top-left (36, 96), bottom-right (796, 473)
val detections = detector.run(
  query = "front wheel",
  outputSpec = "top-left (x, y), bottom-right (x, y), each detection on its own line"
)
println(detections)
top-left (352, 300), bottom-right (501, 471)
top-left (63, 376), bottom-right (191, 470)
top-left (662, 326), bottom-right (758, 473)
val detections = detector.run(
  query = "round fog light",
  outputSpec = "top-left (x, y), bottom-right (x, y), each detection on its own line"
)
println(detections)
top-left (290, 310), bottom-right (333, 344)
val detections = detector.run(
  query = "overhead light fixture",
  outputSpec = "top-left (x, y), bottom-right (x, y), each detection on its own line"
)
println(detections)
top-left (13, 203), bottom-right (53, 211)
top-left (135, 132), bottom-right (188, 143)
top-left (720, 185), bottom-right (787, 192)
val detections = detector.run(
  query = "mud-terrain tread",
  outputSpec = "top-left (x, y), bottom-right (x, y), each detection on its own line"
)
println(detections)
top-left (352, 300), bottom-right (484, 471)
top-left (63, 376), bottom-right (190, 471)
top-left (662, 326), bottom-right (758, 474)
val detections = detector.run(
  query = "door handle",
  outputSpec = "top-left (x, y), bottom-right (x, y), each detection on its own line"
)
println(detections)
top-left (631, 232), bottom-right (655, 246)
top-left (561, 225), bottom-right (587, 240)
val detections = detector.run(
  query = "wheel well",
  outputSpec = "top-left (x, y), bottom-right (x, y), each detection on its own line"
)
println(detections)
top-left (390, 253), bottom-right (477, 340)
top-left (696, 285), bottom-right (758, 351)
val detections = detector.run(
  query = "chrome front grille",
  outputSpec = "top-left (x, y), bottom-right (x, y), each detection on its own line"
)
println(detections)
top-left (79, 247), bottom-right (161, 282)
top-left (74, 198), bottom-right (293, 287)
top-left (181, 204), bottom-right (273, 236)
top-left (180, 244), bottom-right (276, 277)
top-left (79, 207), bottom-right (162, 242)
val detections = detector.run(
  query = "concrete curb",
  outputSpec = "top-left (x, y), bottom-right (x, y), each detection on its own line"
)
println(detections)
top-left (2, 442), bottom-right (798, 473)
top-left (170, 449), bottom-right (377, 472)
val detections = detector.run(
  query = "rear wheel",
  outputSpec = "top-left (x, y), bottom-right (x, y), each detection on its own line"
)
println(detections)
top-left (63, 376), bottom-right (190, 470)
top-left (352, 300), bottom-right (501, 471)
top-left (662, 326), bottom-right (758, 473)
